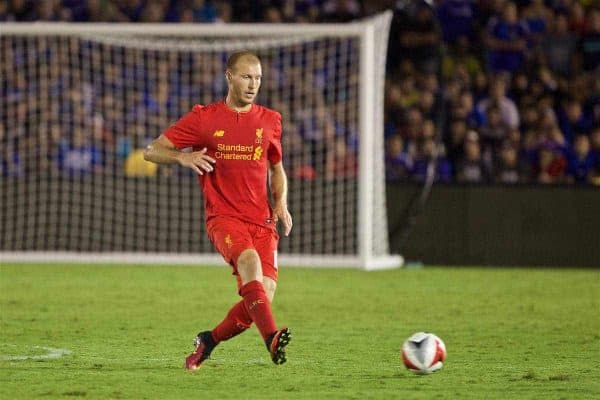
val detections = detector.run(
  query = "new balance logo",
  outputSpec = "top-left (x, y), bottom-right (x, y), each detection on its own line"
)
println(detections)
top-left (225, 234), bottom-right (233, 248)
top-left (213, 130), bottom-right (225, 137)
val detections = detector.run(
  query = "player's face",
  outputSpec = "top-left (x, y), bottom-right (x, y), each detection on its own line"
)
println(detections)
top-left (227, 61), bottom-right (262, 106)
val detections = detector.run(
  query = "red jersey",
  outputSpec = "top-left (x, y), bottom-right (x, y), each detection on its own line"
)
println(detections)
top-left (163, 100), bottom-right (283, 228)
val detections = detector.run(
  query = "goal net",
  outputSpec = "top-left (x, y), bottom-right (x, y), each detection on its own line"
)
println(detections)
top-left (0, 13), bottom-right (402, 270)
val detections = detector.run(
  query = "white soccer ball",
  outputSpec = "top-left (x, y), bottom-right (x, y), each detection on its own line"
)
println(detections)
top-left (401, 332), bottom-right (447, 374)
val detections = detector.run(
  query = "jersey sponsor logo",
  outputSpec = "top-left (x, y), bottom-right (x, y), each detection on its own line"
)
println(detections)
top-left (213, 130), bottom-right (225, 137)
top-left (253, 146), bottom-right (263, 161)
top-left (255, 128), bottom-right (263, 144)
top-left (215, 143), bottom-right (254, 160)
top-left (214, 143), bottom-right (263, 161)
top-left (217, 143), bottom-right (253, 152)
top-left (225, 234), bottom-right (233, 248)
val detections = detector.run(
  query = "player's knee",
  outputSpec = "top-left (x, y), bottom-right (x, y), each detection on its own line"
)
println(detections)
top-left (237, 249), bottom-right (262, 282)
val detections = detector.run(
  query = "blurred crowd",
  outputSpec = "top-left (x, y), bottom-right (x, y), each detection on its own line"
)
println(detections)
top-left (384, 0), bottom-right (600, 185)
top-left (1, 0), bottom-right (599, 185)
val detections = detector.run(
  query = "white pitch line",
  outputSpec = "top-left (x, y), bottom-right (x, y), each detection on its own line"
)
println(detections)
top-left (1, 346), bottom-right (71, 361)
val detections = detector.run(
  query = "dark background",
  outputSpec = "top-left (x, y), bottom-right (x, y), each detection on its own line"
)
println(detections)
top-left (387, 183), bottom-right (600, 267)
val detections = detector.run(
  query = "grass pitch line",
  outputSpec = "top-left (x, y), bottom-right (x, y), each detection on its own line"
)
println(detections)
top-left (1, 345), bottom-right (71, 361)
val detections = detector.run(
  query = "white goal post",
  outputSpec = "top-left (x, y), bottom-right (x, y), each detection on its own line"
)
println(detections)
top-left (0, 12), bottom-right (403, 270)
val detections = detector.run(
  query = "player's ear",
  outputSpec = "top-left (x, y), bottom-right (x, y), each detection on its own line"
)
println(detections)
top-left (225, 70), bottom-right (232, 84)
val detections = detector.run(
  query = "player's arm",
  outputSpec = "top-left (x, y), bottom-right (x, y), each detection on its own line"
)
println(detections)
top-left (144, 134), bottom-right (215, 175)
top-left (269, 161), bottom-right (292, 236)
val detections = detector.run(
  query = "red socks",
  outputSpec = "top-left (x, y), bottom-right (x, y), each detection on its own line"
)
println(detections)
top-left (239, 280), bottom-right (277, 341)
top-left (211, 300), bottom-right (252, 344)
top-left (210, 280), bottom-right (277, 344)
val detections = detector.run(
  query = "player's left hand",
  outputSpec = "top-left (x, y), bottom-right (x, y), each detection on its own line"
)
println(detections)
top-left (273, 203), bottom-right (292, 236)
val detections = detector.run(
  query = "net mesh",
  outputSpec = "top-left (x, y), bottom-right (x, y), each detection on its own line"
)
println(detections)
top-left (1, 16), bottom-right (394, 265)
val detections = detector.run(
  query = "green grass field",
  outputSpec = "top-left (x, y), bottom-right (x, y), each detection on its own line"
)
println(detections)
top-left (1, 264), bottom-right (598, 399)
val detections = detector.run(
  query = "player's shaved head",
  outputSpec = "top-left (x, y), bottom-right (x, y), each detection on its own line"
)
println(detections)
top-left (226, 51), bottom-right (261, 72)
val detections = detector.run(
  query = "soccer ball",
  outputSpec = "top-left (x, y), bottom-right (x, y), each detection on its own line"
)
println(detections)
top-left (401, 332), bottom-right (447, 374)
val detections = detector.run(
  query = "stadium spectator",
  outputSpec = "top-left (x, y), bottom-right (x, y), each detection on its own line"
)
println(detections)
top-left (484, 1), bottom-right (530, 72)
top-left (386, 134), bottom-right (413, 182)
top-left (321, 0), bottom-right (362, 22)
top-left (542, 12), bottom-right (578, 76)
top-left (398, 106), bottom-right (425, 142)
top-left (471, 70), bottom-right (489, 104)
top-left (116, 0), bottom-right (146, 22)
top-left (477, 75), bottom-right (519, 129)
top-left (189, 0), bottom-right (219, 23)
top-left (568, 0), bottom-right (587, 36)
top-left (81, 0), bottom-right (130, 22)
top-left (557, 97), bottom-right (592, 144)
top-left (441, 36), bottom-right (483, 82)
top-left (4, 0), bottom-right (34, 21)
top-left (418, 90), bottom-right (437, 120)
top-left (215, 1), bottom-right (233, 23)
top-left (0, 122), bottom-right (22, 177)
top-left (325, 136), bottom-right (358, 180)
top-left (580, 7), bottom-right (600, 71)
top-left (479, 103), bottom-right (509, 148)
top-left (445, 117), bottom-right (468, 165)
top-left (139, 1), bottom-right (168, 23)
top-left (536, 141), bottom-right (568, 184)
top-left (0, 1), bottom-right (8, 21)
top-left (567, 134), bottom-right (595, 184)
top-left (411, 136), bottom-right (452, 183)
top-left (26, 0), bottom-right (68, 22)
top-left (390, 0), bottom-right (442, 74)
top-left (436, 0), bottom-right (478, 44)
top-left (455, 90), bottom-right (485, 128)
top-left (521, 0), bottom-right (552, 47)
top-left (57, 129), bottom-right (103, 176)
top-left (455, 130), bottom-right (490, 183)
top-left (494, 140), bottom-right (527, 184)
top-left (264, 6), bottom-right (284, 23)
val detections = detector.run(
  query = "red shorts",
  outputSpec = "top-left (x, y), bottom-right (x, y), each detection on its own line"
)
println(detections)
top-left (207, 216), bottom-right (279, 288)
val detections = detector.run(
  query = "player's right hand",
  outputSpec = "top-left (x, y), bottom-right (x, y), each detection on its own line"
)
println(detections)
top-left (177, 148), bottom-right (216, 175)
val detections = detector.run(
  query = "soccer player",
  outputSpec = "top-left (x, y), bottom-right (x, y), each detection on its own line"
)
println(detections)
top-left (144, 51), bottom-right (293, 370)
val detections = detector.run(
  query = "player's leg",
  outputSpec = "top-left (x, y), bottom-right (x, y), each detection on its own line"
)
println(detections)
top-left (237, 248), bottom-right (290, 364)
top-left (262, 276), bottom-right (276, 302)
top-left (254, 227), bottom-right (291, 365)
top-left (185, 220), bottom-right (254, 370)
top-left (236, 248), bottom-right (264, 283)
top-left (236, 249), bottom-right (278, 340)
top-left (207, 259), bottom-right (277, 347)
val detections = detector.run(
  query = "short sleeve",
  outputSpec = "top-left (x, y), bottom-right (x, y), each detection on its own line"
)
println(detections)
top-left (163, 104), bottom-right (203, 149)
top-left (267, 112), bottom-right (283, 164)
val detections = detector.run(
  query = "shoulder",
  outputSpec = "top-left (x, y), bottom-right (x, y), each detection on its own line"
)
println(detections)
top-left (189, 102), bottom-right (230, 121)
top-left (254, 104), bottom-right (282, 123)
top-left (192, 102), bottom-right (223, 114)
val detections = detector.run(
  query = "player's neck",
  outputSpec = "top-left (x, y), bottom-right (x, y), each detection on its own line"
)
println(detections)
top-left (225, 96), bottom-right (253, 113)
